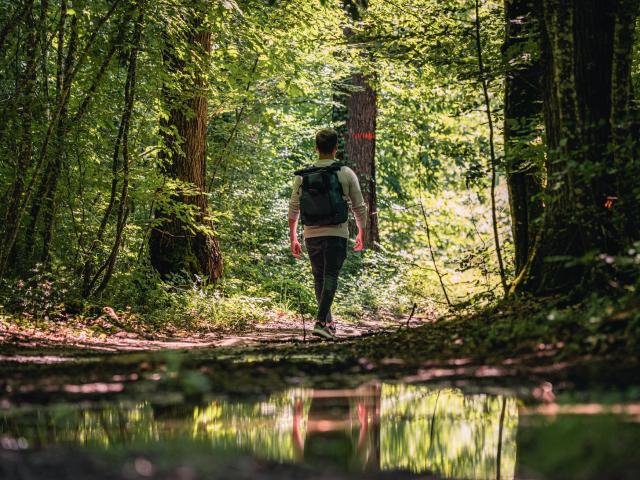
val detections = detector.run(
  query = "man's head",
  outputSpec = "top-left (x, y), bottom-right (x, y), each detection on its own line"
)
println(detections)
top-left (315, 128), bottom-right (338, 156)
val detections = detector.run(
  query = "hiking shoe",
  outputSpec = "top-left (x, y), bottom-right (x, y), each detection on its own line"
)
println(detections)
top-left (326, 321), bottom-right (337, 336)
top-left (312, 322), bottom-right (336, 340)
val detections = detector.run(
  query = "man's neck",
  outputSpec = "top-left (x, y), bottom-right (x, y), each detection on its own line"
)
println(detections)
top-left (318, 155), bottom-right (334, 161)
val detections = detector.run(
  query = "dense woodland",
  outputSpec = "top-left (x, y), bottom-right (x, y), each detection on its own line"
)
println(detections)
top-left (1, 0), bottom-right (639, 332)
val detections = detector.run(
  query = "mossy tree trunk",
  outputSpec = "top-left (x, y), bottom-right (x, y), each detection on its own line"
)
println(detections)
top-left (517, 0), bottom-right (640, 293)
top-left (610, 0), bottom-right (640, 239)
top-left (503, 0), bottom-right (544, 276)
top-left (149, 3), bottom-right (223, 282)
top-left (0, 0), bottom-right (38, 278)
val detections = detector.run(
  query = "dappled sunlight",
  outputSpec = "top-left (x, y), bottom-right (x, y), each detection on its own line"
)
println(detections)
top-left (0, 0), bottom-right (638, 478)
top-left (63, 382), bottom-right (125, 394)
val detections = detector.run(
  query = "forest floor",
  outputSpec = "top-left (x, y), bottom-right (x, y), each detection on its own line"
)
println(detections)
top-left (0, 311), bottom-right (436, 355)
top-left (1, 295), bottom-right (637, 394)
top-left (1, 296), bottom-right (639, 480)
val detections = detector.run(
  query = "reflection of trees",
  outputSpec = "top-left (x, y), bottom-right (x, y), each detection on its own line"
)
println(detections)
top-left (380, 385), bottom-right (518, 479)
top-left (0, 385), bottom-right (518, 478)
top-left (497, 397), bottom-right (507, 480)
top-left (1, 403), bottom-right (159, 448)
top-left (191, 388), bottom-right (312, 463)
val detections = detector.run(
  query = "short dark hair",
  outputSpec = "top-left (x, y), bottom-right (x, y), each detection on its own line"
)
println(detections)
top-left (315, 128), bottom-right (338, 154)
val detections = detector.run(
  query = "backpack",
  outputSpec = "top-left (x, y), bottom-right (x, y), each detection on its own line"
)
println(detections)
top-left (294, 164), bottom-right (349, 226)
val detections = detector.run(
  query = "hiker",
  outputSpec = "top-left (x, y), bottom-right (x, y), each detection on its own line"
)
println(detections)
top-left (288, 128), bottom-right (367, 339)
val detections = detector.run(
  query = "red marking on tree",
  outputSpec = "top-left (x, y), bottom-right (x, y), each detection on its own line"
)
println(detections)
top-left (352, 132), bottom-right (375, 140)
top-left (604, 196), bottom-right (618, 209)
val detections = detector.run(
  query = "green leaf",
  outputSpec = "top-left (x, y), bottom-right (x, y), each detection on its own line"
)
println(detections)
top-left (219, 0), bottom-right (243, 14)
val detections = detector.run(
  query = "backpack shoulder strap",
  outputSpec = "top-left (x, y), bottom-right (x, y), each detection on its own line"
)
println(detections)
top-left (293, 164), bottom-right (317, 176)
top-left (294, 162), bottom-right (343, 176)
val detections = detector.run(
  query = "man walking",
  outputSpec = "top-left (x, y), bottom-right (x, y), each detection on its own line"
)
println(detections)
top-left (288, 128), bottom-right (367, 339)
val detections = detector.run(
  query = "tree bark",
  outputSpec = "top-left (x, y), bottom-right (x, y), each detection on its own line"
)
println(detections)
top-left (517, 0), bottom-right (639, 293)
top-left (610, 0), bottom-right (640, 239)
top-left (23, 0), bottom-right (77, 265)
top-left (83, 4), bottom-right (144, 297)
top-left (149, 4), bottom-right (223, 282)
top-left (333, 0), bottom-right (379, 249)
top-left (344, 73), bottom-right (379, 249)
top-left (23, 0), bottom-right (121, 267)
top-left (39, 7), bottom-right (77, 265)
top-left (0, 0), bottom-right (38, 278)
top-left (475, 0), bottom-right (507, 293)
top-left (0, 2), bottom-right (29, 54)
top-left (503, 0), bottom-right (544, 276)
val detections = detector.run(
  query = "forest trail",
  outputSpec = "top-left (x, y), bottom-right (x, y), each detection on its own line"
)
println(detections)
top-left (1, 308), bottom-right (639, 480)
top-left (0, 314), bottom-right (434, 356)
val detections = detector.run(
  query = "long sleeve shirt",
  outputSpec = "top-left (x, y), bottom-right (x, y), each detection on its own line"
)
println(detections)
top-left (288, 158), bottom-right (368, 239)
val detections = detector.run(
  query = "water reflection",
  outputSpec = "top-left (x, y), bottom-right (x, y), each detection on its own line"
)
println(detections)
top-left (292, 385), bottom-right (381, 471)
top-left (1, 384), bottom-right (517, 478)
top-left (381, 385), bottom-right (517, 479)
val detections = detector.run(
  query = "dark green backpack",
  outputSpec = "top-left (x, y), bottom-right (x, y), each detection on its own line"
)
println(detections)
top-left (294, 164), bottom-right (348, 226)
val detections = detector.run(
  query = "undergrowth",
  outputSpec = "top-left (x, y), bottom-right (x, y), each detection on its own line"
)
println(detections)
top-left (0, 243), bottom-right (420, 334)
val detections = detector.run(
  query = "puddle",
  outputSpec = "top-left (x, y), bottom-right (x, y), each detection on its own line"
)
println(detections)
top-left (2, 383), bottom-right (639, 479)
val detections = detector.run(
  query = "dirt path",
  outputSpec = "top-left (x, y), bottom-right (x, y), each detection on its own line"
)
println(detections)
top-left (0, 314), bottom-right (433, 356)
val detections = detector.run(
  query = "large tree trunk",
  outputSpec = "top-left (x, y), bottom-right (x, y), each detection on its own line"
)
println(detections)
top-left (149, 5), bottom-right (223, 282)
top-left (518, 0), bottom-right (640, 293)
top-left (332, 0), bottom-right (379, 250)
top-left (610, 0), bottom-right (640, 239)
top-left (503, 0), bottom-right (544, 276)
top-left (344, 73), bottom-right (379, 249)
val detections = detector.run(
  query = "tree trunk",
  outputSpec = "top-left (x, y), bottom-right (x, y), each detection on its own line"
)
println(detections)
top-left (149, 4), bottom-right (223, 282)
top-left (344, 73), bottom-right (379, 249)
top-left (0, 0), bottom-right (38, 278)
top-left (503, 0), bottom-right (544, 276)
top-left (475, 0), bottom-right (507, 293)
top-left (0, 2), bottom-right (29, 54)
top-left (518, 0), bottom-right (639, 293)
top-left (23, 0), bottom-right (76, 266)
top-left (333, 0), bottom-right (379, 249)
top-left (40, 6), bottom-right (77, 265)
top-left (83, 4), bottom-right (144, 297)
top-left (610, 0), bottom-right (640, 239)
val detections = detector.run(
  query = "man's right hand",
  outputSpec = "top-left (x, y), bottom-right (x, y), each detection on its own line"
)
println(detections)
top-left (291, 239), bottom-right (302, 259)
top-left (354, 230), bottom-right (364, 252)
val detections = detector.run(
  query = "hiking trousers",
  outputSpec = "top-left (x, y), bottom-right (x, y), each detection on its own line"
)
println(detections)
top-left (305, 236), bottom-right (347, 324)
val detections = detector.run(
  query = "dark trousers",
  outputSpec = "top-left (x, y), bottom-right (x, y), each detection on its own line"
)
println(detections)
top-left (305, 236), bottom-right (347, 323)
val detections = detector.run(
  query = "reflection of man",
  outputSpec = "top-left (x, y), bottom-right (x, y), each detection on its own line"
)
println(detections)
top-left (292, 385), bottom-right (381, 471)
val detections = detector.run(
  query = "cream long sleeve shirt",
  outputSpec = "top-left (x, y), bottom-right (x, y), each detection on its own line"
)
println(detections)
top-left (288, 159), bottom-right (368, 239)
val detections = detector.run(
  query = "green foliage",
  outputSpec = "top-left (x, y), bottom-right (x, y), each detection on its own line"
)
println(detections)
top-left (0, 0), bottom-right (509, 327)
top-left (0, 264), bottom-right (73, 322)
top-left (1, 0), bottom-right (637, 332)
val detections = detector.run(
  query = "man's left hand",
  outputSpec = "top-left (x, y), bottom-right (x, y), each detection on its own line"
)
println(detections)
top-left (291, 239), bottom-right (303, 259)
